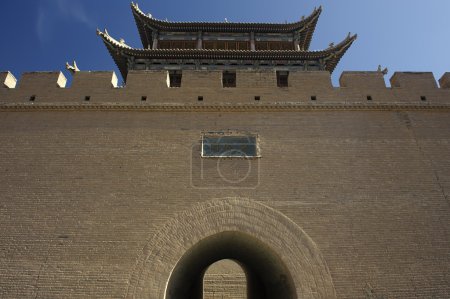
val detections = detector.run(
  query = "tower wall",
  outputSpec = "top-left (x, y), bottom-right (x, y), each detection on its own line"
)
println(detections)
top-left (1, 69), bottom-right (450, 299)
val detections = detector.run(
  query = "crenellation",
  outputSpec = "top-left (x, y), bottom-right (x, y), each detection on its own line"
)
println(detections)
top-left (390, 72), bottom-right (438, 89)
top-left (71, 71), bottom-right (118, 90)
top-left (236, 70), bottom-right (276, 88)
top-left (126, 70), bottom-right (168, 90)
top-left (182, 70), bottom-right (222, 89)
top-left (1, 71), bottom-right (17, 89)
top-left (18, 71), bottom-right (67, 89)
top-left (289, 71), bottom-right (333, 92)
top-left (339, 71), bottom-right (386, 89)
top-left (337, 71), bottom-right (388, 103)
top-left (0, 70), bottom-right (449, 106)
top-left (439, 72), bottom-right (450, 88)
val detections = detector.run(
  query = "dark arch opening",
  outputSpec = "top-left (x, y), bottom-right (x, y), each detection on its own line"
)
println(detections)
top-left (165, 231), bottom-right (297, 299)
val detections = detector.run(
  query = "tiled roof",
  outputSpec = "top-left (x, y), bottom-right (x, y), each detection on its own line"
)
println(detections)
top-left (98, 29), bottom-right (356, 81)
top-left (131, 2), bottom-right (321, 50)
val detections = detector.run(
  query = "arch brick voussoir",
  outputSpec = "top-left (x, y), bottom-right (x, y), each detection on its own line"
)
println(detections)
top-left (126, 197), bottom-right (336, 299)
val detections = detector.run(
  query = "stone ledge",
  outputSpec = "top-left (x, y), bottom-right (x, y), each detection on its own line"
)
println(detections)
top-left (1, 102), bottom-right (450, 112)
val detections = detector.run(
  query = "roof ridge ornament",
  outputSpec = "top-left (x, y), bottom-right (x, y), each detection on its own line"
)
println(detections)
top-left (378, 65), bottom-right (389, 75)
top-left (97, 28), bottom-right (132, 49)
top-left (65, 61), bottom-right (80, 74)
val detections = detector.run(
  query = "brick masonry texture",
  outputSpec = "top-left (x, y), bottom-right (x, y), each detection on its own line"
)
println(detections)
top-left (203, 260), bottom-right (246, 299)
top-left (1, 70), bottom-right (450, 106)
top-left (0, 69), bottom-right (450, 298)
top-left (129, 198), bottom-right (335, 298)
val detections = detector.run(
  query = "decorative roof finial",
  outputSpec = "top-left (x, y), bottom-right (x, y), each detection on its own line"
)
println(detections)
top-left (225, 18), bottom-right (228, 23)
top-left (328, 42), bottom-right (335, 49)
top-left (66, 61), bottom-right (80, 74)
top-left (377, 65), bottom-right (388, 75)
top-left (301, 15), bottom-right (305, 21)
top-left (120, 38), bottom-right (126, 44)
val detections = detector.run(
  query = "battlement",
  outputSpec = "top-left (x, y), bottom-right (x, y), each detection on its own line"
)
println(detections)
top-left (71, 71), bottom-right (118, 90)
top-left (1, 70), bottom-right (449, 109)
top-left (19, 71), bottom-right (68, 89)
top-left (390, 72), bottom-right (438, 89)
top-left (0, 72), bottom-right (17, 89)
top-left (339, 71), bottom-right (386, 89)
top-left (439, 72), bottom-right (450, 88)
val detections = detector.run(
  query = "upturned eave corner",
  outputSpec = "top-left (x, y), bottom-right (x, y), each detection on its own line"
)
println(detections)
top-left (323, 33), bottom-right (357, 73)
top-left (97, 29), bottom-right (130, 81)
top-left (97, 4), bottom-right (358, 81)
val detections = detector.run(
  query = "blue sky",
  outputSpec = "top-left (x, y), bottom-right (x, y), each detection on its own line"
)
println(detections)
top-left (1, 0), bottom-right (449, 85)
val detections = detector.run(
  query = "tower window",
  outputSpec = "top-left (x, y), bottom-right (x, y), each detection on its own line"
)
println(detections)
top-left (203, 41), bottom-right (250, 50)
top-left (277, 71), bottom-right (289, 87)
top-left (202, 134), bottom-right (259, 158)
top-left (222, 71), bottom-right (236, 88)
top-left (159, 40), bottom-right (196, 49)
top-left (367, 95), bottom-right (373, 101)
top-left (256, 41), bottom-right (294, 50)
top-left (420, 96), bottom-right (427, 101)
top-left (168, 70), bottom-right (182, 88)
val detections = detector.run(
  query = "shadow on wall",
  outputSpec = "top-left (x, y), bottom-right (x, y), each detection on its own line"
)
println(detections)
top-left (165, 231), bottom-right (296, 299)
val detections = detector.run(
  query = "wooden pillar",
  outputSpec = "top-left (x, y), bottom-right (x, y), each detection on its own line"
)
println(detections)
top-left (250, 32), bottom-right (255, 51)
top-left (152, 31), bottom-right (159, 49)
top-left (197, 31), bottom-right (203, 49)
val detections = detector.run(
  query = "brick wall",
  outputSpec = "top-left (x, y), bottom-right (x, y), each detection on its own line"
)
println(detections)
top-left (0, 69), bottom-right (449, 298)
top-left (1, 70), bottom-right (450, 105)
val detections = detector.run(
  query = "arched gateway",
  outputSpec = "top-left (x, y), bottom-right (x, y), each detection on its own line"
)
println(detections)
top-left (126, 198), bottom-right (336, 299)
